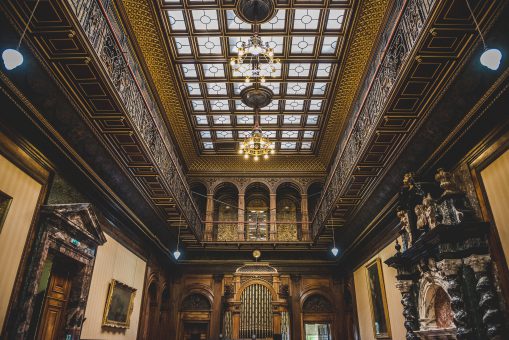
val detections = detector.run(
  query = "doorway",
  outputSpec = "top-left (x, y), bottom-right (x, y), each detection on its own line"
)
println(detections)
top-left (31, 255), bottom-right (81, 340)
top-left (305, 323), bottom-right (332, 340)
top-left (183, 321), bottom-right (209, 340)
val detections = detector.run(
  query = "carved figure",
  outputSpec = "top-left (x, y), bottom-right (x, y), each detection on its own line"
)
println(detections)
top-left (422, 193), bottom-right (438, 229)
top-left (414, 204), bottom-right (427, 230)
top-left (397, 209), bottom-right (412, 247)
top-left (435, 168), bottom-right (460, 197)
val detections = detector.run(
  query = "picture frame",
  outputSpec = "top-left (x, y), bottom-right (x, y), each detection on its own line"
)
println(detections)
top-left (365, 258), bottom-right (391, 339)
top-left (102, 279), bottom-right (137, 328)
top-left (0, 190), bottom-right (13, 234)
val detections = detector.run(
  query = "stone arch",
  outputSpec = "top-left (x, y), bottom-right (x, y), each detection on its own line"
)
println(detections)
top-left (211, 181), bottom-right (240, 196)
top-left (275, 180), bottom-right (304, 195)
top-left (418, 279), bottom-right (455, 330)
top-left (181, 292), bottom-right (212, 311)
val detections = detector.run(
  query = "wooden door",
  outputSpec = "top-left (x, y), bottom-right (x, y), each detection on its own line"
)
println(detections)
top-left (36, 264), bottom-right (72, 340)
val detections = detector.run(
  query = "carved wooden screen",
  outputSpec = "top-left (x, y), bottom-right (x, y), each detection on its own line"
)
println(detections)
top-left (240, 284), bottom-right (273, 338)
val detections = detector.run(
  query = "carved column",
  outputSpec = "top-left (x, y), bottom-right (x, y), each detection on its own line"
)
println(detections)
top-left (270, 193), bottom-right (277, 241)
top-left (238, 192), bottom-right (245, 241)
top-left (301, 193), bottom-right (309, 241)
top-left (464, 255), bottom-right (505, 339)
top-left (395, 280), bottom-right (419, 340)
top-left (437, 259), bottom-right (474, 339)
top-left (205, 193), bottom-right (214, 241)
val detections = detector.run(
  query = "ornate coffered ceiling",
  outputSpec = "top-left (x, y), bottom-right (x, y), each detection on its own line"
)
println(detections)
top-left (119, 0), bottom-right (391, 174)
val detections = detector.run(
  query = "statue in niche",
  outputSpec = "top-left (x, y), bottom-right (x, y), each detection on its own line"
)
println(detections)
top-left (415, 204), bottom-right (427, 231)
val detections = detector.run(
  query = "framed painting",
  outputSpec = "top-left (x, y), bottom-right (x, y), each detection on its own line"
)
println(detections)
top-left (102, 279), bottom-right (137, 328)
top-left (365, 258), bottom-right (391, 338)
top-left (0, 190), bottom-right (13, 234)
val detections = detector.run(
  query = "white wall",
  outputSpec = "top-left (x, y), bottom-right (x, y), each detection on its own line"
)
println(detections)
top-left (481, 149), bottom-right (509, 267)
top-left (353, 240), bottom-right (406, 340)
top-left (81, 233), bottom-right (146, 340)
top-left (0, 154), bottom-right (42, 330)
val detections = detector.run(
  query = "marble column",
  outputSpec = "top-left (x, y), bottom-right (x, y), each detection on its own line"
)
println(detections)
top-left (437, 259), bottom-right (474, 340)
top-left (464, 255), bottom-right (505, 339)
top-left (238, 193), bottom-right (245, 241)
top-left (270, 193), bottom-right (277, 241)
top-left (301, 193), bottom-right (309, 241)
top-left (395, 279), bottom-right (419, 340)
top-left (205, 193), bottom-right (214, 241)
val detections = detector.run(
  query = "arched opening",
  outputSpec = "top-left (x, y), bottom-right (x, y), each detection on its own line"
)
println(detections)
top-left (276, 183), bottom-right (302, 241)
top-left (244, 183), bottom-right (270, 241)
top-left (147, 281), bottom-right (159, 339)
top-left (419, 283), bottom-right (455, 331)
top-left (214, 183), bottom-right (238, 241)
top-left (307, 182), bottom-right (323, 219)
top-left (159, 285), bottom-right (170, 338)
top-left (190, 182), bottom-right (207, 221)
top-left (302, 294), bottom-right (333, 340)
top-left (180, 293), bottom-right (212, 340)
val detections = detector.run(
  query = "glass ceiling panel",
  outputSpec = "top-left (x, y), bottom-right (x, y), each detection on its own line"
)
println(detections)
top-left (321, 37), bottom-right (339, 55)
top-left (260, 115), bottom-right (278, 124)
top-left (313, 82), bottom-right (327, 95)
top-left (210, 100), bottom-right (230, 111)
top-left (236, 115), bottom-right (254, 124)
top-left (301, 141), bottom-right (312, 149)
top-left (282, 130), bottom-right (299, 139)
top-left (192, 10), bottom-right (219, 31)
top-left (285, 100), bottom-right (305, 111)
top-left (291, 36), bottom-right (316, 54)
top-left (309, 100), bottom-right (323, 111)
top-left (181, 64), bottom-right (198, 78)
top-left (174, 37), bottom-right (192, 55)
top-left (306, 115), bottom-right (319, 125)
top-left (288, 63), bottom-right (311, 77)
top-left (286, 82), bottom-right (307, 96)
top-left (303, 131), bottom-right (315, 138)
top-left (293, 9), bottom-right (321, 30)
top-left (233, 83), bottom-right (249, 95)
top-left (207, 83), bottom-right (228, 96)
top-left (213, 115), bottom-right (231, 124)
top-left (226, 10), bottom-right (251, 30)
top-left (281, 142), bottom-right (297, 149)
top-left (200, 131), bottom-right (212, 138)
top-left (264, 82), bottom-right (280, 95)
top-left (202, 63), bottom-right (225, 78)
top-left (326, 9), bottom-right (346, 30)
top-left (187, 82), bottom-right (202, 96)
top-left (191, 100), bottom-right (205, 112)
top-left (261, 10), bottom-right (286, 30)
top-left (203, 142), bottom-right (214, 149)
top-left (316, 63), bottom-right (332, 78)
top-left (284, 114), bottom-right (302, 124)
top-left (195, 115), bottom-right (208, 125)
top-left (197, 36), bottom-right (222, 55)
top-left (167, 10), bottom-right (187, 31)
top-left (216, 131), bottom-right (233, 138)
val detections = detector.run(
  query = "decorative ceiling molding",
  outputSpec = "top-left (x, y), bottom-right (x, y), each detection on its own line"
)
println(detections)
top-left (117, 0), bottom-right (392, 173)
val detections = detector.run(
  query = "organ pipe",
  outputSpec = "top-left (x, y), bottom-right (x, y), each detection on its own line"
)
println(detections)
top-left (240, 284), bottom-right (273, 339)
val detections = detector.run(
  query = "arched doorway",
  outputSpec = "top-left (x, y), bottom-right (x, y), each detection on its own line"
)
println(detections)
top-left (276, 183), bottom-right (302, 241)
top-left (213, 183), bottom-right (238, 241)
top-left (245, 183), bottom-right (270, 241)
top-left (180, 293), bottom-right (212, 340)
top-left (302, 294), bottom-right (334, 340)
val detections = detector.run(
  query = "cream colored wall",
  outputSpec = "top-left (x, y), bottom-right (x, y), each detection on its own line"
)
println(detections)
top-left (81, 233), bottom-right (146, 340)
top-left (354, 240), bottom-right (406, 340)
top-left (0, 154), bottom-right (42, 331)
top-left (481, 149), bottom-right (509, 267)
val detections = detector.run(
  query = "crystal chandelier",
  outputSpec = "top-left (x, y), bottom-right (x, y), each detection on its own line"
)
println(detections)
top-left (239, 119), bottom-right (275, 161)
top-left (230, 34), bottom-right (281, 84)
